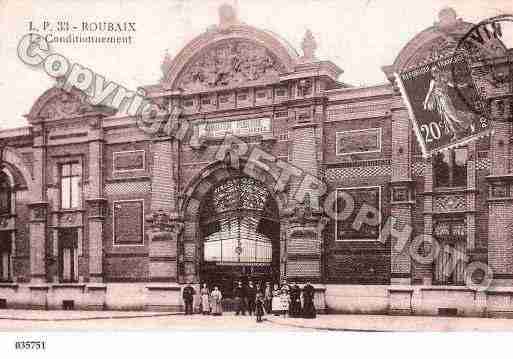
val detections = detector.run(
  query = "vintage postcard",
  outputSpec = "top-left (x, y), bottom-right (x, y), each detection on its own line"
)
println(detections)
top-left (0, 0), bottom-right (513, 356)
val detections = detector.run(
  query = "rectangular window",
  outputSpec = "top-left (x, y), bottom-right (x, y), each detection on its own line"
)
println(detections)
top-left (276, 88), bottom-right (287, 97)
top-left (0, 174), bottom-right (11, 215)
top-left (256, 91), bottom-right (267, 99)
top-left (433, 148), bottom-right (467, 188)
top-left (60, 163), bottom-right (81, 209)
top-left (0, 233), bottom-right (11, 282)
top-left (59, 228), bottom-right (78, 282)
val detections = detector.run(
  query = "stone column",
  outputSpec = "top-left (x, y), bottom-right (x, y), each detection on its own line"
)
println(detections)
top-left (28, 124), bottom-right (48, 284)
top-left (389, 97), bottom-right (413, 285)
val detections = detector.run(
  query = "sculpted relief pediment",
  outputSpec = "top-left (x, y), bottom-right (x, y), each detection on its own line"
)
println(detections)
top-left (176, 40), bottom-right (285, 92)
top-left (39, 90), bottom-right (95, 120)
top-left (32, 88), bottom-right (113, 122)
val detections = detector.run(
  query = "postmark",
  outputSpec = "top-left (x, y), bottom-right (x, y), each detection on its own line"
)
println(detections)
top-left (451, 14), bottom-right (513, 123)
top-left (396, 14), bottom-right (513, 157)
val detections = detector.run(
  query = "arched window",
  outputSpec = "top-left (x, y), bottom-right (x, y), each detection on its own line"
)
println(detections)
top-left (200, 177), bottom-right (279, 264)
top-left (0, 172), bottom-right (12, 216)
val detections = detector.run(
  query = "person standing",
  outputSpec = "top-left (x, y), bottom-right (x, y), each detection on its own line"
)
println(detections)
top-left (246, 280), bottom-right (257, 316)
top-left (271, 283), bottom-right (281, 316)
top-left (210, 286), bottom-right (223, 316)
top-left (255, 291), bottom-right (265, 323)
top-left (200, 283), bottom-right (210, 315)
top-left (264, 282), bottom-right (272, 314)
top-left (280, 288), bottom-right (290, 317)
top-left (289, 281), bottom-right (302, 318)
top-left (302, 282), bottom-right (316, 319)
top-left (234, 281), bottom-right (246, 316)
top-left (182, 283), bottom-right (195, 315)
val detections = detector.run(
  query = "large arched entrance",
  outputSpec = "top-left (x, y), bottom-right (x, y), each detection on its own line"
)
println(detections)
top-left (198, 176), bottom-right (280, 299)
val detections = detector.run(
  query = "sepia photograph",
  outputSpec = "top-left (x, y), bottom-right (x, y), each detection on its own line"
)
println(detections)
top-left (0, 0), bottom-right (513, 357)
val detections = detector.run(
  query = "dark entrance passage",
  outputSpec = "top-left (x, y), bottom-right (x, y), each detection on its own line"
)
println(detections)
top-left (199, 177), bottom-right (280, 310)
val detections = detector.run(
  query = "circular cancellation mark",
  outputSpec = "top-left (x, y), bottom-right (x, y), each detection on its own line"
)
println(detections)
top-left (451, 14), bottom-right (513, 123)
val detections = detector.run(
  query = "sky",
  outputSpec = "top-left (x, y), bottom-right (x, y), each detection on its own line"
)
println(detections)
top-left (0, 0), bottom-right (512, 129)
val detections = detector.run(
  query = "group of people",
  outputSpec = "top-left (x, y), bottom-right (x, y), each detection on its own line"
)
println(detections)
top-left (182, 280), bottom-right (316, 322)
top-left (182, 284), bottom-right (223, 316)
top-left (266, 280), bottom-right (316, 319)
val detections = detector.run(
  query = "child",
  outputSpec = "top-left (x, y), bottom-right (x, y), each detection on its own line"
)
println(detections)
top-left (280, 288), bottom-right (290, 317)
top-left (255, 292), bottom-right (265, 323)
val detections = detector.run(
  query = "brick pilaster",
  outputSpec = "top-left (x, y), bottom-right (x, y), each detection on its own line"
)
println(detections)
top-left (389, 99), bottom-right (413, 284)
top-left (488, 122), bottom-right (513, 285)
top-left (86, 119), bottom-right (105, 282)
top-left (28, 124), bottom-right (48, 284)
top-left (148, 137), bottom-right (180, 282)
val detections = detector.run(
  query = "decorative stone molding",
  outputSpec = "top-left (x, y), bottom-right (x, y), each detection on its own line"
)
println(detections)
top-left (433, 194), bottom-right (467, 212)
top-left (86, 198), bottom-right (108, 219)
top-left (28, 202), bottom-right (48, 222)
top-left (146, 210), bottom-right (184, 241)
top-left (27, 87), bottom-right (113, 124)
top-left (390, 180), bottom-right (415, 204)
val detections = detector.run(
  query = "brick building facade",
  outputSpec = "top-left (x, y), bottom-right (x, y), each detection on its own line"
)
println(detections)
top-left (0, 6), bottom-right (512, 316)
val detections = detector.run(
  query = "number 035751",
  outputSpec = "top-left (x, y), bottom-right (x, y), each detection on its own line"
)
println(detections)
top-left (15, 341), bottom-right (46, 350)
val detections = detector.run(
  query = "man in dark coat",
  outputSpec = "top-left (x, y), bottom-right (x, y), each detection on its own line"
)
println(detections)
top-left (182, 283), bottom-right (195, 315)
top-left (302, 282), bottom-right (316, 319)
top-left (289, 281), bottom-right (302, 318)
top-left (234, 281), bottom-right (246, 315)
top-left (246, 280), bottom-right (257, 316)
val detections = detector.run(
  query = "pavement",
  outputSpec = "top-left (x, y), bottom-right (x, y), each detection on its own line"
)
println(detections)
top-left (3, 310), bottom-right (513, 331)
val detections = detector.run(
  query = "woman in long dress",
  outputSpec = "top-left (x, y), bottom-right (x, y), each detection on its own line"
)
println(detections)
top-left (271, 284), bottom-right (282, 316)
top-left (302, 282), bottom-right (316, 319)
top-left (280, 288), bottom-right (290, 317)
top-left (210, 286), bottom-right (223, 316)
top-left (423, 65), bottom-right (474, 140)
top-left (200, 283), bottom-right (210, 315)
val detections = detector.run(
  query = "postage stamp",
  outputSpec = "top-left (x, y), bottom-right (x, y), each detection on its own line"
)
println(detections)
top-left (396, 54), bottom-right (491, 157)
top-left (396, 14), bottom-right (512, 157)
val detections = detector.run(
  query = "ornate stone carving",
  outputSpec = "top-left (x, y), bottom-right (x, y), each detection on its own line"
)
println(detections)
top-left (146, 210), bottom-right (184, 239)
top-left (177, 40), bottom-right (283, 92)
top-left (29, 202), bottom-right (48, 222)
top-left (301, 29), bottom-right (317, 61)
top-left (39, 90), bottom-right (96, 120)
top-left (433, 194), bottom-right (467, 212)
top-left (218, 3), bottom-right (239, 30)
top-left (434, 7), bottom-right (461, 29)
top-left (433, 218), bottom-right (466, 241)
top-left (161, 50), bottom-right (173, 79)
